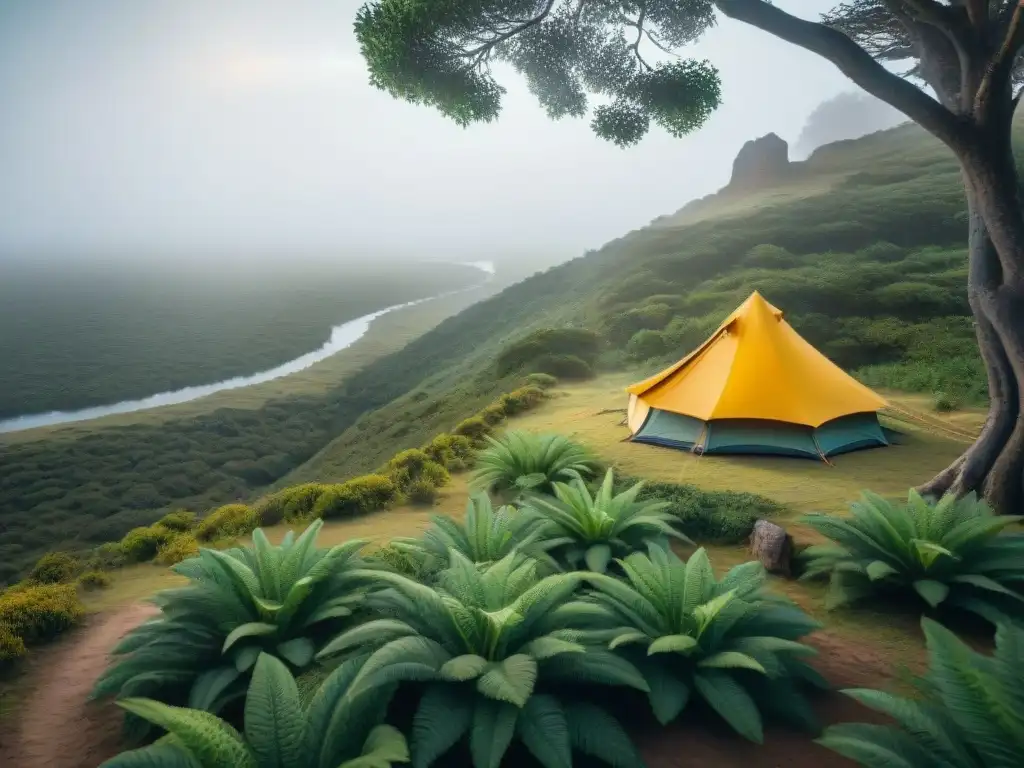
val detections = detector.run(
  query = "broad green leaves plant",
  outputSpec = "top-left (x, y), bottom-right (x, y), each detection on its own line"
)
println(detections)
top-left (92, 521), bottom-right (374, 740)
top-left (389, 493), bottom-right (553, 577)
top-left (524, 469), bottom-right (693, 573)
top-left (317, 550), bottom-right (649, 768)
top-left (801, 490), bottom-right (1024, 626)
top-left (99, 652), bottom-right (410, 768)
top-left (583, 545), bottom-right (825, 744)
top-left (471, 431), bottom-right (596, 500)
top-left (817, 617), bottom-right (1024, 767)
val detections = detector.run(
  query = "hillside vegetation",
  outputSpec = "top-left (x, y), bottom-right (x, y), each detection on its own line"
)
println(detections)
top-left (0, 119), bottom-right (1012, 586)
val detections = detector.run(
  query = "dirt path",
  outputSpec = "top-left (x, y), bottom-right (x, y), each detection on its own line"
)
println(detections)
top-left (0, 602), bottom-right (158, 768)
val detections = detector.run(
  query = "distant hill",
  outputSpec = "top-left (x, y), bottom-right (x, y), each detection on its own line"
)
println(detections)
top-left (2, 116), bottom-right (1016, 584)
top-left (793, 91), bottom-right (907, 159)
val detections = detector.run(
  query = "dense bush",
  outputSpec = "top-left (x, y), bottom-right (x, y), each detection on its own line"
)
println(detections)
top-left (472, 431), bottom-right (597, 499)
top-left (422, 432), bottom-right (474, 469)
top-left (585, 546), bottom-right (825, 743)
top-left (120, 524), bottom-right (176, 562)
top-left (194, 503), bottom-right (259, 541)
top-left (496, 327), bottom-right (602, 376)
top-left (317, 552), bottom-right (648, 768)
top-left (478, 403), bottom-right (508, 426)
top-left (0, 583), bottom-right (83, 648)
top-left (800, 490), bottom-right (1024, 626)
top-left (155, 509), bottom-right (197, 531)
top-left (626, 328), bottom-right (669, 360)
top-left (312, 475), bottom-right (400, 519)
top-left (77, 570), bottom-right (112, 590)
top-left (92, 521), bottom-right (373, 742)
top-left (498, 385), bottom-right (546, 415)
top-left (818, 617), bottom-right (1024, 767)
top-left (0, 622), bottom-right (26, 663)
top-left (525, 372), bottom-right (558, 390)
top-left (531, 353), bottom-right (594, 380)
top-left (29, 551), bottom-right (79, 584)
top-left (524, 469), bottom-right (693, 573)
top-left (99, 653), bottom-right (410, 768)
top-left (453, 415), bottom-right (492, 441)
top-left (154, 533), bottom-right (201, 565)
top-left (407, 479), bottom-right (439, 506)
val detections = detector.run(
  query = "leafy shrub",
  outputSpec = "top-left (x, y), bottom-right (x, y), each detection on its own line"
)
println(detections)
top-left (92, 521), bottom-right (372, 741)
top-left (531, 353), bottom-right (594, 380)
top-left (77, 570), bottom-right (112, 590)
top-left (155, 509), bottom-right (197, 531)
top-left (478, 403), bottom-right (507, 426)
top-left (366, 543), bottom-right (438, 582)
top-left (0, 622), bottom-right (26, 663)
top-left (390, 494), bottom-right (547, 576)
top-left (453, 416), bottom-right (491, 442)
top-left (585, 546), bottom-right (825, 743)
top-left (85, 542), bottom-right (127, 571)
top-left (317, 551), bottom-right (647, 768)
top-left (744, 243), bottom-right (800, 268)
top-left (615, 476), bottom-right (781, 545)
top-left (499, 384), bottom-right (546, 415)
top-left (154, 533), bottom-right (200, 565)
top-left (312, 475), bottom-right (399, 519)
top-left (525, 469), bottom-right (693, 573)
top-left (933, 391), bottom-right (961, 412)
top-left (100, 653), bottom-right (409, 768)
top-left (0, 583), bottom-right (83, 646)
top-left (418, 461), bottom-right (450, 488)
top-left (626, 328), bottom-right (668, 360)
top-left (496, 327), bottom-right (602, 376)
top-left (257, 483), bottom-right (330, 525)
top-left (472, 431), bottom-right (597, 498)
top-left (29, 551), bottom-right (79, 584)
top-left (818, 617), bottom-right (1022, 767)
top-left (422, 433), bottom-right (474, 469)
top-left (407, 479), bottom-right (438, 506)
top-left (800, 490), bottom-right (1024, 626)
top-left (120, 525), bottom-right (176, 562)
top-left (195, 503), bottom-right (259, 541)
top-left (525, 372), bottom-right (558, 390)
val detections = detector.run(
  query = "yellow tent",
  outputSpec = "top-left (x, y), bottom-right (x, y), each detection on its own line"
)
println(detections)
top-left (626, 291), bottom-right (889, 460)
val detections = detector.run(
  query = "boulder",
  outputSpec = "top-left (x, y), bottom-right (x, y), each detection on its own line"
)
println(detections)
top-left (728, 133), bottom-right (792, 190)
top-left (749, 519), bottom-right (793, 576)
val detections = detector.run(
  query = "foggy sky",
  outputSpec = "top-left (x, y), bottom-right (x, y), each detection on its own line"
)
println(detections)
top-left (0, 1), bottom-right (876, 264)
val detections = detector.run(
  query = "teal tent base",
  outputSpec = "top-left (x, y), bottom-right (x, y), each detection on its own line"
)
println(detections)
top-left (631, 410), bottom-right (888, 460)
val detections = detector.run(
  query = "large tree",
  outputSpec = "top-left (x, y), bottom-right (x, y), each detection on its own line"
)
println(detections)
top-left (353, 0), bottom-right (1024, 513)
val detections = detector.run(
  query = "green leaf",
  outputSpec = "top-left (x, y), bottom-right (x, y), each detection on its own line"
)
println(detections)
top-left (865, 560), bottom-right (899, 582)
top-left (563, 702), bottom-right (645, 768)
top-left (693, 671), bottom-right (764, 744)
top-left (222, 622), bottom-right (278, 654)
top-left (609, 631), bottom-right (650, 651)
top-left (340, 725), bottom-right (410, 768)
top-left (910, 539), bottom-right (956, 569)
top-left (97, 737), bottom-right (202, 768)
top-left (912, 579), bottom-right (950, 608)
top-left (234, 646), bottom-right (262, 673)
top-left (244, 654), bottom-right (304, 768)
top-left (276, 638), bottom-right (315, 668)
top-left (647, 634), bottom-right (698, 655)
top-left (697, 651), bottom-right (766, 674)
top-left (439, 654), bottom-right (490, 682)
top-left (644, 668), bottom-right (690, 725)
top-left (469, 699), bottom-right (518, 768)
top-left (316, 619), bottom-right (417, 659)
top-left (476, 654), bottom-right (538, 707)
top-left (116, 698), bottom-right (257, 767)
top-left (584, 544), bottom-right (613, 574)
top-left (516, 694), bottom-right (572, 768)
top-left (188, 666), bottom-right (242, 712)
top-left (411, 684), bottom-right (472, 768)
top-left (522, 636), bottom-right (585, 660)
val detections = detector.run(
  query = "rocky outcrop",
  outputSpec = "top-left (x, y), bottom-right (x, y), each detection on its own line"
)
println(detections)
top-left (749, 519), bottom-right (794, 576)
top-left (728, 133), bottom-right (792, 190)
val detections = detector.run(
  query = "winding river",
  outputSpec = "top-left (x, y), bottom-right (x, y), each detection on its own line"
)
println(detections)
top-left (0, 261), bottom-right (496, 435)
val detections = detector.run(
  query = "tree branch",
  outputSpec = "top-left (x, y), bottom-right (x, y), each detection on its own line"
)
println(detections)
top-left (715, 0), bottom-right (967, 147)
top-left (463, 0), bottom-right (559, 57)
top-left (975, 0), bottom-right (1024, 117)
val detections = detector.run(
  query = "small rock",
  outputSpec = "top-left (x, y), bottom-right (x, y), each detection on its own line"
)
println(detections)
top-left (749, 519), bottom-right (793, 577)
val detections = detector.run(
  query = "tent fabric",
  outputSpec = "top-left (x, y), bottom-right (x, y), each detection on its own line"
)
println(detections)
top-left (625, 291), bottom-right (890, 461)
top-left (631, 412), bottom-right (890, 458)
top-left (626, 291), bottom-right (887, 428)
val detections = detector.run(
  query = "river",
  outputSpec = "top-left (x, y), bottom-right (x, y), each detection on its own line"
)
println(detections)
top-left (0, 261), bottom-right (495, 434)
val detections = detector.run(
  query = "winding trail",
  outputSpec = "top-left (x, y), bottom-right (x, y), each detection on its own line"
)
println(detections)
top-left (0, 603), bottom-right (159, 768)
top-left (0, 260), bottom-right (495, 434)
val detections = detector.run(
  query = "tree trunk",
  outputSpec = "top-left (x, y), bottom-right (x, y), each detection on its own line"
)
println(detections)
top-left (917, 144), bottom-right (1024, 514)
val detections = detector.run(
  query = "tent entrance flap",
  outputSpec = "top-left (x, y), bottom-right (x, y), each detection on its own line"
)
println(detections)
top-left (631, 409), bottom-right (706, 450)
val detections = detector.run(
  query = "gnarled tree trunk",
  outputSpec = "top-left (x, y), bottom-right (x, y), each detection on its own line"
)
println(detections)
top-left (919, 139), bottom-right (1024, 514)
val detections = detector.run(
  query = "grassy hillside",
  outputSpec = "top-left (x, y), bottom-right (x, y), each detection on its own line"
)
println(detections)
top-left (0, 119), bottom-right (1009, 585)
top-left (0, 260), bottom-right (481, 419)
